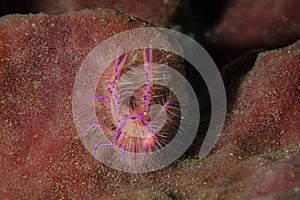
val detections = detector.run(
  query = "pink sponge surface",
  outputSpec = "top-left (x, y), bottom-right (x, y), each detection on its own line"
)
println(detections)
top-left (0, 9), bottom-right (299, 199)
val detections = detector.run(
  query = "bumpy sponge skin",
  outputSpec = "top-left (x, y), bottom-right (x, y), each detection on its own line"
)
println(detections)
top-left (0, 9), bottom-right (183, 199)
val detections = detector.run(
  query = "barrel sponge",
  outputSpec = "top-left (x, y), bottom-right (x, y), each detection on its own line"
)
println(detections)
top-left (211, 0), bottom-right (300, 52)
top-left (0, 8), bottom-right (299, 199)
top-left (221, 39), bottom-right (300, 157)
top-left (0, 9), bottom-right (178, 199)
top-left (31, 0), bottom-right (185, 27)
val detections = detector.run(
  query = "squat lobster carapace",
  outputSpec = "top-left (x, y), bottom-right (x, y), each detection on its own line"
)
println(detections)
top-left (80, 48), bottom-right (181, 167)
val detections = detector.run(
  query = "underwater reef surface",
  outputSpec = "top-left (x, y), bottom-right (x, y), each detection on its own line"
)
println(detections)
top-left (211, 0), bottom-right (300, 54)
top-left (0, 9), bottom-right (299, 199)
top-left (30, 0), bottom-right (185, 27)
